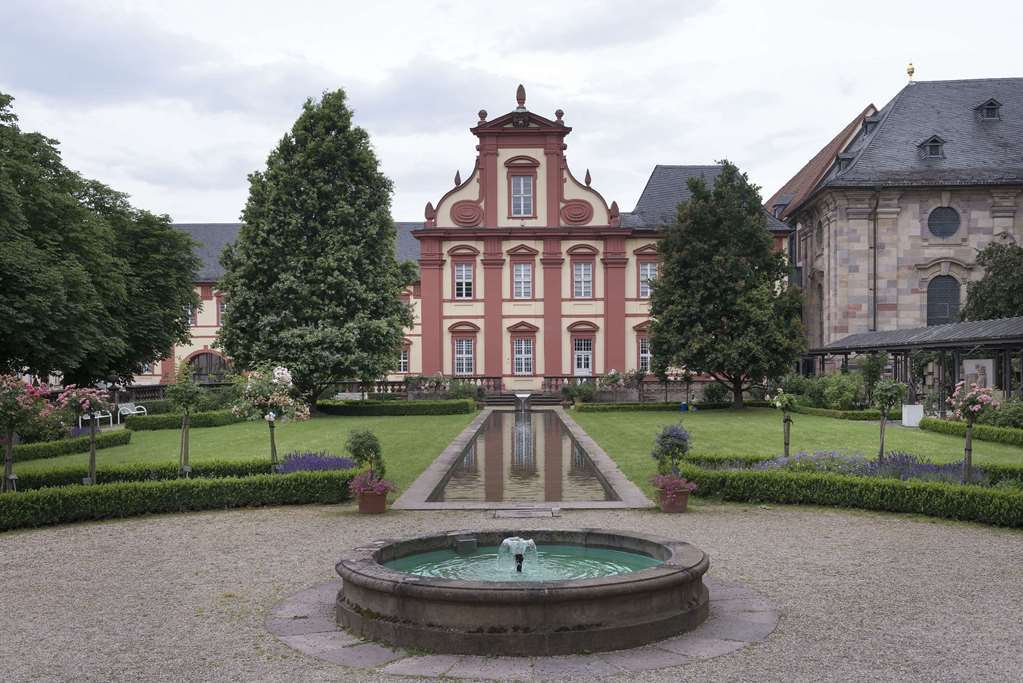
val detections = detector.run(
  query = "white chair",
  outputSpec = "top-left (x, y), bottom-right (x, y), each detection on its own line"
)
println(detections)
top-left (79, 409), bottom-right (114, 429)
top-left (117, 402), bottom-right (148, 424)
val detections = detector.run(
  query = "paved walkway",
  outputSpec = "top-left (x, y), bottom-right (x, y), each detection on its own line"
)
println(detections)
top-left (2, 502), bottom-right (1022, 681)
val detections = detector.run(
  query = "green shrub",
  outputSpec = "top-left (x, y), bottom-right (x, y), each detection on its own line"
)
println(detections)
top-left (346, 429), bottom-right (384, 475)
top-left (573, 382), bottom-right (597, 403)
top-left (822, 373), bottom-right (864, 410)
top-left (978, 399), bottom-right (1023, 430)
top-left (0, 470), bottom-right (355, 532)
top-left (919, 417), bottom-right (1023, 448)
top-left (15, 459), bottom-right (275, 490)
top-left (779, 373), bottom-right (811, 396)
top-left (804, 376), bottom-right (827, 408)
top-left (789, 405), bottom-right (901, 421)
top-left (11, 430), bottom-right (132, 463)
top-left (124, 410), bottom-right (245, 431)
top-left (447, 380), bottom-right (483, 401)
top-left (677, 463), bottom-right (1023, 528)
top-left (136, 398), bottom-right (175, 415)
top-left (316, 399), bottom-right (475, 416)
top-left (681, 453), bottom-right (774, 468)
top-left (702, 382), bottom-right (729, 404)
top-left (574, 400), bottom-right (772, 413)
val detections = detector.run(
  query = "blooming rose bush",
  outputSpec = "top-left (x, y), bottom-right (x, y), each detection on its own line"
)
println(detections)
top-left (233, 364), bottom-right (310, 464)
top-left (1, 376), bottom-right (57, 492)
top-left (946, 381), bottom-right (1000, 483)
top-left (55, 385), bottom-right (113, 485)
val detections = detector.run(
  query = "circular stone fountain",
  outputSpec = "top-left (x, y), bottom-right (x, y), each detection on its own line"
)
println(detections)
top-left (335, 528), bottom-right (710, 656)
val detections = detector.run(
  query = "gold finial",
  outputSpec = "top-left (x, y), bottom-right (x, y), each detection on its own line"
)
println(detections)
top-left (907, 61), bottom-right (915, 82)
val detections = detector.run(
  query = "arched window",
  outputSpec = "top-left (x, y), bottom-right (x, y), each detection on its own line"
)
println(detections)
top-left (187, 352), bottom-right (230, 383)
top-left (816, 283), bottom-right (825, 346)
top-left (926, 276), bottom-right (961, 326)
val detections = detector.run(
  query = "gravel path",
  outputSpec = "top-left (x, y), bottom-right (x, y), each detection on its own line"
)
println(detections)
top-left (2, 502), bottom-right (1022, 682)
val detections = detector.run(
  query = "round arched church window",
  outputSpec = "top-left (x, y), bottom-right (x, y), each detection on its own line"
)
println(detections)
top-left (928, 207), bottom-right (960, 238)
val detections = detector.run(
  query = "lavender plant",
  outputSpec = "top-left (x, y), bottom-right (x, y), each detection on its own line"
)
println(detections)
top-left (276, 451), bottom-right (355, 473)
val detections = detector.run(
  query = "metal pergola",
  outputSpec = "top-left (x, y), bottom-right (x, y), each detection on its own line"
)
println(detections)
top-left (803, 316), bottom-right (1023, 408)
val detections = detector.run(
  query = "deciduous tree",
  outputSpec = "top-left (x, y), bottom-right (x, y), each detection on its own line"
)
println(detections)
top-left (961, 240), bottom-right (1023, 321)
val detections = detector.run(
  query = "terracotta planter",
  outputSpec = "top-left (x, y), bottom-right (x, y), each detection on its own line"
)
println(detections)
top-left (358, 492), bottom-right (388, 514)
top-left (659, 491), bottom-right (689, 513)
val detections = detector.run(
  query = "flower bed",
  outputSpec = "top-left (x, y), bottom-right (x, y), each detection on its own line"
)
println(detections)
top-left (124, 410), bottom-right (245, 431)
top-left (11, 430), bottom-right (132, 463)
top-left (316, 398), bottom-right (476, 416)
top-left (919, 417), bottom-right (1023, 448)
top-left (677, 463), bottom-right (1023, 528)
top-left (0, 470), bottom-right (356, 532)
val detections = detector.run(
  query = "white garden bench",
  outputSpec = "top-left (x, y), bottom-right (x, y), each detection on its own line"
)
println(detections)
top-left (79, 409), bottom-right (114, 429)
top-left (116, 402), bottom-right (148, 424)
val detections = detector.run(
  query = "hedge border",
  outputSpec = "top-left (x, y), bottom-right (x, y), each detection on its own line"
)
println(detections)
top-left (124, 410), bottom-right (245, 431)
top-left (12, 430), bottom-right (132, 464)
top-left (677, 463), bottom-right (1023, 528)
top-left (14, 458), bottom-right (280, 491)
top-left (316, 398), bottom-right (476, 416)
top-left (575, 400), bottom-right (772, 413)
top-left (919, 417), bottom-right (1023, 448)
top-left (0, 470), bottom-right (356, 532)
top-left (790, 405), bottom-right (901, 421)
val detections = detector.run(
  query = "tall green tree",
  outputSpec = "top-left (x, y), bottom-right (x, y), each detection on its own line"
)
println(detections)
top-left (0, 93), bottom-right (198, 384)
top-left (217, 89), bottom-right (412, 402)
top-left (649, 161), bottom-right (804, 408)
top-left (961, 240), bottom-right (1023, 321)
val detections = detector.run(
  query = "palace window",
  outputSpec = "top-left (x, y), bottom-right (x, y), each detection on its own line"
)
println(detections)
top-left (511, 175), bottom-right (534, 217)
top-left (185, 304), bottom-right (199, 326)
top-left (398, 348), bottom-right (410, 373)
top-left (140, 362), bottom-right (153, 374)
top-left (513, 262), bottom-right (532, 299)
top-left (454, 338), bottom-right (474, 375)
top-left (513, 337), bottom-right (534, 375)
top-left (639, 261), bottom-right (658, 298)
top-left (928, 207), bottom-right (960, 238)
top-left (573, 262), bottom-right (593, 298)
top-left (638, 336), bottom-right (651, 373)
top-left (927, 275), bottom-right (961, 326)
top-left (454, 262), bottom-right (473, 299)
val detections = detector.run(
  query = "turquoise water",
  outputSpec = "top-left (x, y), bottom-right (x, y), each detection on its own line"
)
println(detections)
top-left (384, 544), bottom-right (662, 582)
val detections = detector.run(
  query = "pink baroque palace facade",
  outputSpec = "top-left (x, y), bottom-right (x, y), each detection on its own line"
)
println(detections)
top-left (154, 85), bottom-right (788, 393)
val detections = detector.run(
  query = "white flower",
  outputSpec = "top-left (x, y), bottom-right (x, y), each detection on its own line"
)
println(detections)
top-left (272, 366), bottom-right (293, 386)
top-left (264, 411), bottom-right (277, 422)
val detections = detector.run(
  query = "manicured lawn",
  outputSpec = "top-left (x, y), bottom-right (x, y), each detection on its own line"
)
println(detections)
top-left (573, 407), bottom-right (1023, 497)
top-left (16, 413), bottom-right (478, 493)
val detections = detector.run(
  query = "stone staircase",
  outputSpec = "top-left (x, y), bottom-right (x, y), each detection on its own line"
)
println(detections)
top-left (483, 393), bottom-right (562, 407)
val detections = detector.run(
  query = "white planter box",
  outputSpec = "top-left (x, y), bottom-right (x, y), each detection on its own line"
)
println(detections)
top-left (902, 404), bottom-right (924, 428)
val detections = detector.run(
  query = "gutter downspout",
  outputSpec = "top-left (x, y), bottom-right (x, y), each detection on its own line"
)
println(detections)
top-left (871, 189), bottom-right (880, 331)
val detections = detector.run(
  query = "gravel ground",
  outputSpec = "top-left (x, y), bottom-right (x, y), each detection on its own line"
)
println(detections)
top-left (2, 502), bottom-right (1022, 682)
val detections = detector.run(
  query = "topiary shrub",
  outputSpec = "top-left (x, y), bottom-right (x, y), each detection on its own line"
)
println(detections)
top-left (345, 429), bottom-right (385, 476)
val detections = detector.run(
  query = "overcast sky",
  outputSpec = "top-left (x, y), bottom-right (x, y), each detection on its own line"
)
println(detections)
top-left (3, 0), bottom-right (1022, 222)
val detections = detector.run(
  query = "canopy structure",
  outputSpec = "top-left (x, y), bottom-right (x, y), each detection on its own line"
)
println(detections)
top-left (804, 316), bottom-right (1023, 402)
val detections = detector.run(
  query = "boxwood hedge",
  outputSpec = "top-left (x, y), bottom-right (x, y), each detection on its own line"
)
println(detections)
top-left (575, 400), bottom-right (772, 412)
top-left (12, 430), bottom-right (132, 464)
top-left (790, 405), bottom-right (901, 421)
top-left (124, 410), bottom-right (245, 431)
top-left (14, 459), bottom-right (278, 491)
top-left (0, 470), bottom-right (356, 532)
top-left (678, 463), bottom-right (1023, 527)
top-left (316, 398), bottom-right (476, 416)
top-left (919, 417), bottom-right (1023, 448)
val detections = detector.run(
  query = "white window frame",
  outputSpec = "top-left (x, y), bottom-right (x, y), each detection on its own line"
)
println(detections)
top-left (573, 337), bottom-right (593, 376)
top-left (573, 262), bottom-right (593, 298)
top-left (454, 262), bottom-right (473, 299)
top-left (398, 348), bottom-right (410, 373)
top-left (511, 175), bottom-right (533, 217)
top-left (513, 262), bottom-right (532, 299)
top-left (512, 337), bottom-right (534, 375)
top-left (639, 261), bottom-right (658, 298)
top-left (638, 336), bottom-right (651, 373)
top-left (454, 338), bottom-right (474, 376)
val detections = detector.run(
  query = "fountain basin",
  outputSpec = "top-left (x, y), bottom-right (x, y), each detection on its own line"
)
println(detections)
top-left (335, 528), bottom-right (710, 656)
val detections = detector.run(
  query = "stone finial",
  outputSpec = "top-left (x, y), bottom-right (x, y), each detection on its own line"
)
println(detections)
top-left (555, 109), bottom-right (564, 123)
top-left (425, 202), bottom-right (436, 220)
top-left (454, 170), bottom-right (461, 186)
top-left (516, 84), bottom-right (526, 108)
top-left (609, 201), bottom-right (620, 227)
top-left (478, 109), bottom-right (487, 122)
top-left (585, 169), bottom-right (591, 186)
top-left (907, 61), bottom-right (915, 82)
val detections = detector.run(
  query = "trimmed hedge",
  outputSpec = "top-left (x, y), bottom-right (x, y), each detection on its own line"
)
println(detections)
top-left (677, 463), bottom-right (1023, 528)
top-left (135, 398), bottom-right (175, 415)
top-left (919, 417), bottom-right (1023, 448)
top-left (789, 405), bottom-right (901, 421)
top-left (0, 470), bottom-right (356, 532)
top-left (12, 430), bottom-right (132, 464)
top-left (124, 410), bottom-right (245, 431)
top-left (575, 400), bottom-right (772, 413)
top-left (316, 398), bottom-right (476, 416)
top-left (14, 459), bottom-right (277, 491)
top-left (680, 453), bottom-right (774, 469)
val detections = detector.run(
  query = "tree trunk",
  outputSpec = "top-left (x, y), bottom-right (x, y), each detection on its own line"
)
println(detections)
top-left (179, 412), bottom-right (191, 476)
top-left (782, 413), bottom-right (791, 458)
top-left (3, 429), bottom-right (14, 493)
top-left (878, 416), bottom-right (887, 462)
top-left (732, 378), bottom-right (744, 409)
top-left (663, 381), bottom-right (668, 403)
top-left (268, 421), bottom-right (278, 466)
top-left (87, 417), bottom-right (97, 485)
top-left (962, 421), bottom-right (974, 484)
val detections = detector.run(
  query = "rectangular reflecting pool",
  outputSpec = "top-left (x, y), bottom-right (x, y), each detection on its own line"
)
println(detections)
top-left (428, 410), bottom-right (619, 503)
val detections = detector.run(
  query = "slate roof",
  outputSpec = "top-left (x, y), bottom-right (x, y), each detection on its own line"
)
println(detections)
top-left (174, 221), bottom-right (423, 283)
top-left (623, 164), bottom-right (790, 233)
top-left (817, 316), bottom-right (1023, 353)
top-left (821, 78), bottom-right (1023, 189)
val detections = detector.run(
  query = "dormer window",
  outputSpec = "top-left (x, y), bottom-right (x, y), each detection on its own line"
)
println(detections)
top-left (836, 153), bottom-right (855, 172)
top-left (976, 98), bottom-right (1002, 120)
top-left (862, 113), bottom-right (881, 135)
top-left (918, 135), bottom-right (945, 159)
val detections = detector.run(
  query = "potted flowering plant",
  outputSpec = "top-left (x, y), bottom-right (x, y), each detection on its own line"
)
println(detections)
top-left (349, 470), bottom-right (396, 514)
top-left (946, 381), bottom-right (999, 483)
top-left (56, 385), bottom-right (113, 485)
top-left (650, 473), bottom-right (698, 513)
top-left (232, 364), bottom-right (311, 465)
top-left (770, 390), bottom-right (798, 457)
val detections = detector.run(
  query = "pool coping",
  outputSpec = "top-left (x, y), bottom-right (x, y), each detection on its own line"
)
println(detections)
top-left (392, 407), bottom-right (654, 510)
